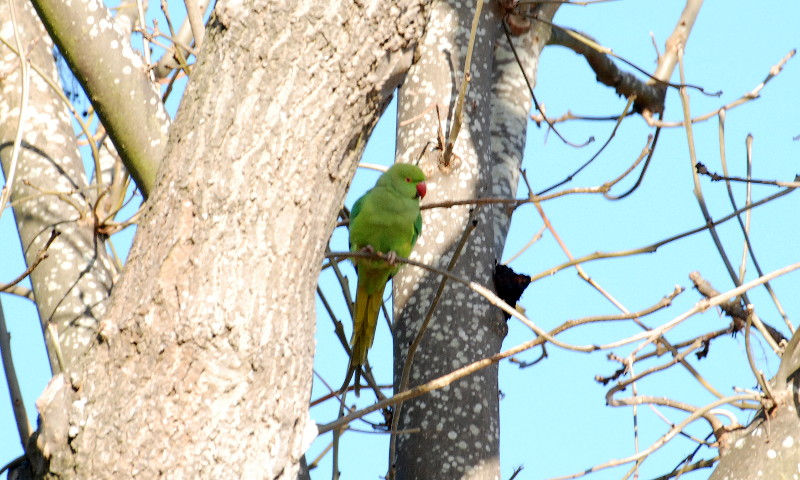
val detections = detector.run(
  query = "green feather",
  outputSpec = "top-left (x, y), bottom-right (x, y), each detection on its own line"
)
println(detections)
top-left (345, 163), bottom-right (426, 395)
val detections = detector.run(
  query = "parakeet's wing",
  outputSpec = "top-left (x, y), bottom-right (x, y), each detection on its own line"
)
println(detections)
top-left (348, 193), bottom-right (367, 252)
top-left (411, 211), bottom-right (422, 249)
top-left (344, 164), bottom-right (426, 395)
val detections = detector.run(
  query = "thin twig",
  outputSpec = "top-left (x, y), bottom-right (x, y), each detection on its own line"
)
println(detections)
top-left (716, 119), bottom-right (793, 333)
top-left (646, 49), bottom-right (796, 128)
top-left (0, 36), bottom-right (102, 185)
top-left (689, 271), bottom-right (783, 353)
top-left (0, 0), bottom-right (31, 220)
top-left (678, 47), bottom-right (747, 323)
top-left (1, 285), bottom-right (34, 301)
top-left (536, 97), bottom-right (634, 195)
top-left (696, 162), bottom-right (800, 188)
top-left (502, 18), bottom-right (592, 148)
top-left (328, 252), bottom-right (800, 355)
top-left (548, 394), bottom-right (758, 480)
top-left (532, 197), bottom-right (627, 311)
top-left (603, 121), bottom-right (662, 200)
top-left (321, 284), bottom-right (686, 436)
top-left (0, 229), bottom-right (61, 292)
top-left (442, 0), bottom-right (484, 167)
top-left (743, 306), bottom-right (776, 407)
top-left (136, 0), bottom-right (153, 81)
top-left (317, 279), bottom-right (764, 437)
top-left (649, 457), bottom-right (718, 480)
top-left (530, 186), bottom-right (796, 282)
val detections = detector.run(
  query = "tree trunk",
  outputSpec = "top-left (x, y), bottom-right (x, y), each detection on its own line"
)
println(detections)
top-left (0, 0), bottom-right (115, 374)
top-left (710, 330), bottom-right (800, 480)
top-left (391, 3), bottom-right (557, 479)
top-left (30, 0), bottom-right (431, 477)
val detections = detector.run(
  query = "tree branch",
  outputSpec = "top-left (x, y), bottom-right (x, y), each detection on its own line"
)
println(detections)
top-left (0, 229), bottom-right (60, 292)
top-left (29, 0), bottom-right (169, 197)
top-left (547, 26), bottom-right (666, 114)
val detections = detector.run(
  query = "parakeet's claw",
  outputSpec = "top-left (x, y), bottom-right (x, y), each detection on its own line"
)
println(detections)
top-left (385, 251), bottom-right (398, 265)
top-left (360, 245), bottom-right (376, 255)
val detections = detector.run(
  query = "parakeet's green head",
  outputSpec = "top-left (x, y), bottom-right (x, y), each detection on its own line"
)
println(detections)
top-left (379, 163), bottom-right (427, 199)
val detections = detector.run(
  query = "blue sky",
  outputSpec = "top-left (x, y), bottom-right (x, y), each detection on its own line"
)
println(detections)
top-left (2, 1), bottom-right (799, 479)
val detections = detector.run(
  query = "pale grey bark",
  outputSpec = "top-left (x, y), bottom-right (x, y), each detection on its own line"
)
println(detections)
top-left (30, 0), bottom-right (430, 478)
top-left (6, 0), bottom-right (795, 478)
top-left (489, 4), bottom-right (558, 255)
top-left (710, 328), bottom-right (800, 480)
top-left (392, 2), bottom-right (557, 479)
top-left (710, 398), bottom-right (800, 480)
top-left (0, 0), bottom-right (116, 373)
top-left (392, 2), bottom-right (504, 477)
top-left (29, 0), bottom-right (169, 196)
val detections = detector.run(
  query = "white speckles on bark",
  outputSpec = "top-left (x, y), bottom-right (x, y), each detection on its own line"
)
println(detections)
top-left (391, 3), bottom-right (559, 479)
top-left (30, 0), bottom-right (167, 196)
top-left (711, 391), bottom-right (800, 479)
top-left (393, 2), bottom-right (507, 479)
top-left (1, 0), bottom-right (115, 372)
top-left (487, 4), bottom-right (557, 257)
top-left (30, 1), bottom-right (432, 478)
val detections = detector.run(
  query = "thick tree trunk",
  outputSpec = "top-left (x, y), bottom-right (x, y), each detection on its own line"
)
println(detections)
top-left (30, 1), bottom-right (431, 478)
top-left (0, 0), bottom-right (115, 373)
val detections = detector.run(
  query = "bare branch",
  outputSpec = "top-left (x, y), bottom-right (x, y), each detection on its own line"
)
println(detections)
top-left (0, 301), bottom-right (32, 454)
top-left (547, 27), bottom-right (665, 114)
top-left (696, 161), bottom-right (800, 188)
top-left (0, 229), bottom-right (60, 292)
top-left (29, 0), bottom-right (169, 197)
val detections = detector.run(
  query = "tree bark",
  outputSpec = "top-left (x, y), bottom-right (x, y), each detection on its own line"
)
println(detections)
top-left (392, 2), bottom-right (555, 479)
top-left (30, 0), bottom-right (431, 478)
top-left (0, 0), bottom-right (115, 373)
top-left (29, 0), bottom-right (168, 196)
top-left (391, 3), bottom-right (557, 479)
top-left (710, 328), bottom-right (800, 480)
top-left (392, 3), bottom-right (503, 478)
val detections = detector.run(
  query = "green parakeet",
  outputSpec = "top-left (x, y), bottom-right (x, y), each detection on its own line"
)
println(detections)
top-left (345, 163), bottom-right (427, 395)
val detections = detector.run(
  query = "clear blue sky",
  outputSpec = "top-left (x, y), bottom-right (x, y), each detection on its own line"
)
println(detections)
top-left (2, 1), bottom-right (799, 479)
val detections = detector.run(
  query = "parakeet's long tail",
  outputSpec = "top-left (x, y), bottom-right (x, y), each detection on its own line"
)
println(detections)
top-left (346, 282), bottom-right (385, 396)
top-left (352, 283), bottom-right (383, 366)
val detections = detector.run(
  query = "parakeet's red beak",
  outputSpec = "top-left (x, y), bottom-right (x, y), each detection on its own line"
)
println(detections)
top-left (416, 182), bottom-right (427, 199)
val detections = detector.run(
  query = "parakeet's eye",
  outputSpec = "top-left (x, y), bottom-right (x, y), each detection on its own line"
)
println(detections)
top-left (406, 177), bottom-right (411, 182)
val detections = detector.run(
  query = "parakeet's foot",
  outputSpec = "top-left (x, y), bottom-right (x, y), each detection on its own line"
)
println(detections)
top-left (385, 251), bottom-right (398, 265)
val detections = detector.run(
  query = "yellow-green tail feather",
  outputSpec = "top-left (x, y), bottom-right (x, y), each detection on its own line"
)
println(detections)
top-left (352, 283), bottom-right (383, 367)
top-left (348, 282), bottom-right (385, 395)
